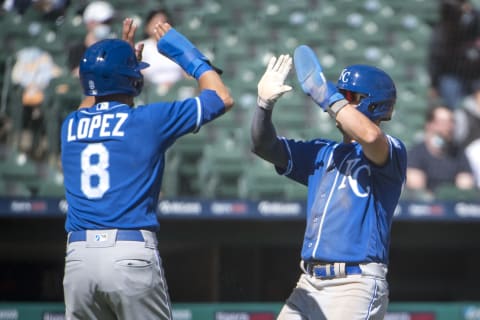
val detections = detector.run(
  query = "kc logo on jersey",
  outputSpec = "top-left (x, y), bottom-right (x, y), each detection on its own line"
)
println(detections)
top-left (338, 158), bottom-right (371, 198)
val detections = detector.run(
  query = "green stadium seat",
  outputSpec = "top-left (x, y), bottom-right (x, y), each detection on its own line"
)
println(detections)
top-left (3, 181), bottom-right (32, 197)
top-left (0, 148), bottom-right (39, 196)
top-left (167, 130), bottom-right (211, 196)
top-left (271, 92), bottom-right (308, 130)
top-left (434, 185), bottom-right (480, 202)
top-left (198, 138), bottom-right (247, 199)
top-left (161, 151), bottom-right (181, 198)
top-left (400, 188), bottom-right (434, 202)
top-left (238, 159), bottom-right (286, 200)
top-left (36, 181), bottom-right (65, 198)
top-left (0, 152), bottom-right (37, 182)
top-left (284, 181), bottom-right (307, 201)
top-left (215, 28), bottom-right (251, 63)
top-left (0, 178), bottom-right (6, 196)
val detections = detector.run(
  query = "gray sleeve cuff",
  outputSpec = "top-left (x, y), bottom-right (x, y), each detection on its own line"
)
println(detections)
top-left (327, 99), bottom-right (349, 118)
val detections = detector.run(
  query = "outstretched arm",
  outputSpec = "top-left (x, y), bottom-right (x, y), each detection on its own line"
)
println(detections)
top-left (154, 22), bottom-right (233, 111)
top-left (251, 55), bottom-right (292, 169)
top-left (251, 107), bottom-right (289, 169)
top-left (294, 45), bottom-right (389, 166)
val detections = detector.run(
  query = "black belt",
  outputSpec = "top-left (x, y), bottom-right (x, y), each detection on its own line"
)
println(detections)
top-left (305, 261), bottom-right (362, 279)
top-left (68, 230), bottom-right (144, 243)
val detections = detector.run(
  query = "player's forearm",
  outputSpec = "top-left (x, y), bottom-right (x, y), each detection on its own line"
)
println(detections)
top-left (198, 70), bottom-right (234, 111)
top-left (336, 104), bottom-right (389, 165)
top-left (251, 107), bottom-right (288, 167)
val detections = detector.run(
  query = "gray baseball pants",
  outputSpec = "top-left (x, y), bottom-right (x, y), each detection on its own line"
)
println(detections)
top-left (63, 229), bottom-right (172, 320)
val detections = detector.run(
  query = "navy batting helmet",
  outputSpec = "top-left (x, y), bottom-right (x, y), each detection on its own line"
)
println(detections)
top-left (80, 39), bottom-right (149, 96)
top-left (336, 64), bottom-right (396, 121)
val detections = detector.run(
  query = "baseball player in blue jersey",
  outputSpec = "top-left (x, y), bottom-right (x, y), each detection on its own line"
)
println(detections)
top-left (60, 19), bottom-right (233, 320)
top-left (251, 45), bottom-right (407, 319)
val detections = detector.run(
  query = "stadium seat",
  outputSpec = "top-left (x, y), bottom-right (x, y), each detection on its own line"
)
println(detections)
top-left (0, 148), bottom-right (39, 196)
top-left (163, 129), bottom-right (211, 197)
top-left (36, 181), bottom-right (65, 198)
top-left (271, 92), bottom-right (309, 130)
top-left (284, 180), bottom-right (307, 200)
top-left (2, 181), bottom-right (32, 197)
top-left (42, 74), bottom-right (83, 156)
top-left (388, 0), bottom-right (439, 24)
top-left (197, 137), bottom-right (247, 199)
top-left (161, 151), bottom-right (181, 198)
top-left (215, 28), bottom-right (251, 64)
top-left (434, 185), bottom-right (480, 202)
top-left (201, 2), bottom-right (235, 27)
top-left (238, 159), bottom-right (286, 200)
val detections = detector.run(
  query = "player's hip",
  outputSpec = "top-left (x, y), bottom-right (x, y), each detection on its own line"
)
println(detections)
top-left (300, 260), bottom-right (388, 280)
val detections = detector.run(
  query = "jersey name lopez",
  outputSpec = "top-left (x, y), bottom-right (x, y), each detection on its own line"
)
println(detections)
top-left (66, 113), bottom-right (128, 142)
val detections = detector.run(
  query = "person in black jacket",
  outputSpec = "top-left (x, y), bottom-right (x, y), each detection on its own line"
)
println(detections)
top-left (428, 0), bottom-right (480, 109)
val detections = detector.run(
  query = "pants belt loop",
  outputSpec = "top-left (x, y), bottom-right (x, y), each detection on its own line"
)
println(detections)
top-left (141, 230), bottom-right (157, 249)
top-left (334, 262), bottom-right (346, 277)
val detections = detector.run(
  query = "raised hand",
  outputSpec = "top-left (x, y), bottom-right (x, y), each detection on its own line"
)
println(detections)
top-left (257, 54), bottom-right (293, 110)
top-left (122, 18), bottom-right (144, 61)
top-left (155, 23), bottom-right (214, 79)
top-left (294, 45), bottom-right (344, 112)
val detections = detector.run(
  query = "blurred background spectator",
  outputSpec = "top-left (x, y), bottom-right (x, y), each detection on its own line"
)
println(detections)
top-left (11, 45), bottom-right (61, 160)
top-left (406, 105), bottom-right (475, 200)
top-left (455, 80), bottom-right (480, 187)
top-left (137, 8), bottom-right (185, 97)
top-left (66, 0), bottom-right (115, 77)
top-left (427, 0), bottom-right (480, 109)
top-left (2, 0), bottom-right (70, 15)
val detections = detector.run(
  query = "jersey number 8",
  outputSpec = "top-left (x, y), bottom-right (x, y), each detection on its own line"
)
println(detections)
top-left (81, 143), bottom-right (110, 199)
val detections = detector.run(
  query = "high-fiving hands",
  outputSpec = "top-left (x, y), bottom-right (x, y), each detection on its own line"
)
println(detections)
top-left (294, 45), bottom-right (346, 116)
top-left (257, 55), bottom-right (293, 110)
top-left (122, 18), bottom-right (144, 61)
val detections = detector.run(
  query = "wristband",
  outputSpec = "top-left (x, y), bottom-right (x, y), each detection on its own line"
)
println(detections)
top-left (257, 96), bottom-right (274, 110)
top-left (327, 99), bottom-right (349, 118)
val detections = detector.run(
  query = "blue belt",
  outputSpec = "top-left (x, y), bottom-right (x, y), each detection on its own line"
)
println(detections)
top-left (68, 230), bottom-right (144, 243)
top-left (306, 262), bottom-right (362, 279)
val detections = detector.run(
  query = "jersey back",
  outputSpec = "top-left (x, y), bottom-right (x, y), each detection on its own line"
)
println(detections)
top-left (61, 100), bottom-right (201, 232)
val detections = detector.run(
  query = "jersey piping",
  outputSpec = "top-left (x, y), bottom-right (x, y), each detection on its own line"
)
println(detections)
top-left (312, 149), bottom-right (354, 257)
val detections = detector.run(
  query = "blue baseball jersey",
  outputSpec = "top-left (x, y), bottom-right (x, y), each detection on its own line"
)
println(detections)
top-left (278, 135), bottom-right (407, 264)
top-left (61, 90), bottom-right (225, 232)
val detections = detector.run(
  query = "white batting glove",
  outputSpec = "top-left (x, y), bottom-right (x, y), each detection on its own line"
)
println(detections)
top-left (257, 54), bottom-right (293, 110)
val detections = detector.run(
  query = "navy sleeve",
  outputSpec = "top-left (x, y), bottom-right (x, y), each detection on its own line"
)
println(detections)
top-left (276, 137), bottom-right (331, 185)
top-left (370, 135), bottom-right (407, 186)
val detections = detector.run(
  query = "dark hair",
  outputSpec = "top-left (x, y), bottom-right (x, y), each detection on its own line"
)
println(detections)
top-left (143, 8), bottom-right (172, 38)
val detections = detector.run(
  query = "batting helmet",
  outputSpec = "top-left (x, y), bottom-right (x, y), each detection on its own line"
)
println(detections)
top-left (80, 39), bottom-right (149, 97)
top-left (336, 64), bottom-right (396, 121)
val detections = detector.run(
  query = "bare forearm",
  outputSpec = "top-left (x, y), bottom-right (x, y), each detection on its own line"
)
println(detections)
top-left (198, 70), bottom-right (234, 111)
top-left (335, 104), bottom-right (389, 165)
